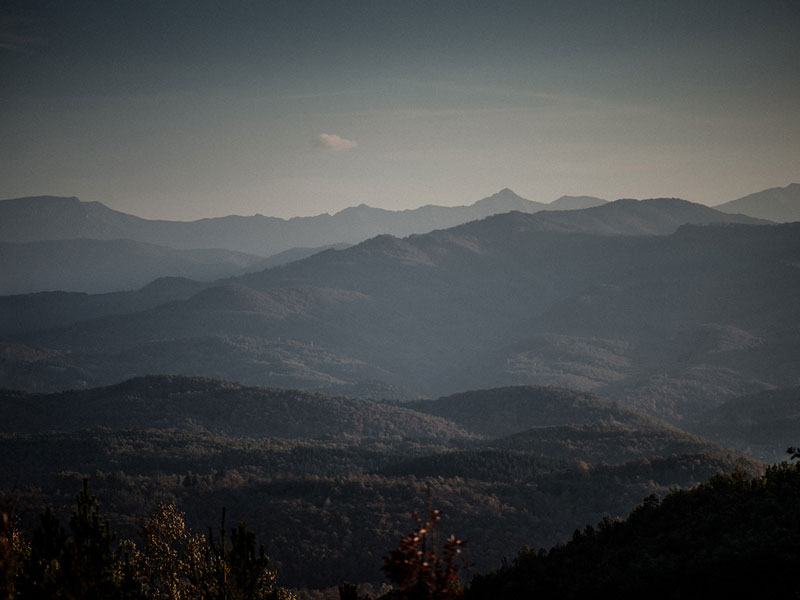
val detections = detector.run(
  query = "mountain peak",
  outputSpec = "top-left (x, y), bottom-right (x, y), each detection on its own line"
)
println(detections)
top-left (491, 187), bottom-right (523, 200)
top-left (473, 188), bottom-right (545, 212)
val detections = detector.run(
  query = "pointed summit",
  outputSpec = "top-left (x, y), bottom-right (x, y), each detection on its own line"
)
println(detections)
top-left (474, 188), bottom-right (547, 212)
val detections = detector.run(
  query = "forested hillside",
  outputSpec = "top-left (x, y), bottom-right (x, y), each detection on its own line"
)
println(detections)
top-left (0, 378), bottom-right (763, 589)
top-left (467, 460), bottom-right (800, 599)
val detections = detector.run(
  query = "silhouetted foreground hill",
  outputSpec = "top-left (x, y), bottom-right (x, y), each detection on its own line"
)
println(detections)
top-left (715, 182), bottom-right (800, 222)
top-left (467, 461), bottom-right (800, 599)
top-left (1, 203), bottom-right (796, 421)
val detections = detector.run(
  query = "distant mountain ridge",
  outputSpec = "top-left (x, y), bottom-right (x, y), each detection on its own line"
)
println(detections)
top-left (0, 196), bottom-right (762, 335)
top-left (0, 189), bottom-right (770, 296)
top-left (0, 189), bottom-right (603, 257)
top-left (715, 183), bottom-right (800, 222)
top-left (448, 197), bottom-right (767, 237)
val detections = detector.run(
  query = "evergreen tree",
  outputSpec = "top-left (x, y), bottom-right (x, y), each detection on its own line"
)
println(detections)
top-left (20, 504), bottom-right (67, 597)
top-left (64, 478), bottom-right (119, 598)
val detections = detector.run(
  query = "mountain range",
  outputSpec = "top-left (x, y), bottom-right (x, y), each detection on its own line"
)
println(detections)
top-left (0, 194), bottom-right (761, 331)
top-left (5, 184), bottom-right (797, 296)
top-left (0, 189), bottom-right (605, 294)
top-left (0, 189), bottom-right (606, 256)
top-left (2, 196), bottom-right (795, 423)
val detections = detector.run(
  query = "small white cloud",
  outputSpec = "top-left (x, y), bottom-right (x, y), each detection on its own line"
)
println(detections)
top-left (315, 133), bottom-right (358, 151)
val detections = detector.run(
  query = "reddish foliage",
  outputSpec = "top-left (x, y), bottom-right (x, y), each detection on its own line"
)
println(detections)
top-left (382, 498), bottom-right (471, 600)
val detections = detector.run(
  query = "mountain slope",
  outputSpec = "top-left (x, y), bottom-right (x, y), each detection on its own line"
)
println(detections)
top-left (715, 183), bottom-right (800, 222)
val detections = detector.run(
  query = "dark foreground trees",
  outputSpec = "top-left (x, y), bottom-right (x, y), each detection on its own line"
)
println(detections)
top-left (466, 460), bottom-right (800, 599)
top-left (1, 479), bottom-right (295, 600)
top-left (4, 460), bottom-right (800, 599)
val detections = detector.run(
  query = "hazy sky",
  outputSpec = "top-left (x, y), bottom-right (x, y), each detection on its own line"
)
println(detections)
top-left (1, 0), bottom-right (798, 220)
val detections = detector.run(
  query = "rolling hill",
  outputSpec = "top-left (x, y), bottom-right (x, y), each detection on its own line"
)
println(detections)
top-left (400, 386), bottom-right (746, 467)
top-left (403, 386), bottom-right (663, 438)
top-left (0, 375), bottom-right (470, 441)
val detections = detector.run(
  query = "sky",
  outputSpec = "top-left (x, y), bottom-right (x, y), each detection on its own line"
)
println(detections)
top-left (1, 0), bottom-right (798, 220)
